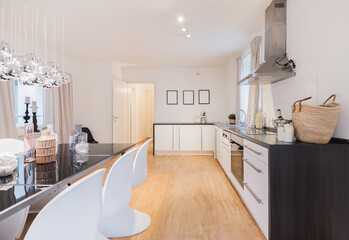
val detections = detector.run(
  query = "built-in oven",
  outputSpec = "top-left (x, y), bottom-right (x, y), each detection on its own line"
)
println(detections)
top-left (230, 133), bottom-right (244, 188)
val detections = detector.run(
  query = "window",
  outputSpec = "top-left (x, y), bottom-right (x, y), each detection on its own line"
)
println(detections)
top-left (238, 51), bottom-right (251, 114)
top-left (14, 79), bottom-right (45, 128)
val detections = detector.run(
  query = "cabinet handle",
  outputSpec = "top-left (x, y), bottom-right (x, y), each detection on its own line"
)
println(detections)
top-left (243, 158), bottom-right (262, 173)
top-left (222, 142), bottom-right (229, 147)
top-left (244, 182), bottom-right (262, 204)
top-left (244, 145), bottom-right (262, 156)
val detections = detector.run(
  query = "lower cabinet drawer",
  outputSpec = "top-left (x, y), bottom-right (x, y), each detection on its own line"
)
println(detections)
top-left (244, 152), bottom-right (268, 197)
top-left (244, 180), bottom-right (268, 239)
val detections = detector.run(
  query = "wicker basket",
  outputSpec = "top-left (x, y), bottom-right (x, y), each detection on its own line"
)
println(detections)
top-left (292, 94), bottom-right (341, 144)
top-left (36, 131), bottom-right (56, 164)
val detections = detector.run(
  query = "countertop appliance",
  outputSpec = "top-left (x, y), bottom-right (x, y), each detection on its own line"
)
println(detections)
top-left (239, 0), bottom-right (296, 85)
top-left (230, 133), bottom-right (244, 187)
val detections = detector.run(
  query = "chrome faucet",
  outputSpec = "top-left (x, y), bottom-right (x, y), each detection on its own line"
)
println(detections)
top-left (237, 109), bottom-right (247, 127)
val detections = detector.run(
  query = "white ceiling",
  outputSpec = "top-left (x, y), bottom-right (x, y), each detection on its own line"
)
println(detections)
top-left (5, 0), bottom-right (272, 67)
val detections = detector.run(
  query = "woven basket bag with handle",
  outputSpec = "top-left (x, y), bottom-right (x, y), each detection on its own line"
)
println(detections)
top-left (292, 94), bottom-right (341, 144)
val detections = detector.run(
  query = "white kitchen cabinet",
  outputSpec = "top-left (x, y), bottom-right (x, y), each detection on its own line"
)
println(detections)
top-left (154, 125), bottom-right (175, 151)
top-left (179, 125), bottom-right (201, 151)
top-left (216, 127), bottom-right (223, 163)
top-left (201, 125), bottom-right (214, 151)
top-left (243, 139), bottom-right (269, 238)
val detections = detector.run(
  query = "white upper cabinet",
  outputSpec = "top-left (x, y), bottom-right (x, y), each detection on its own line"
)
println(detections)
top-left (179, 125), bottom-right (201, 151)
top-left (155, 125), bottom-right (174, 151)
top-left (201, 125), bottom-right (214, 151)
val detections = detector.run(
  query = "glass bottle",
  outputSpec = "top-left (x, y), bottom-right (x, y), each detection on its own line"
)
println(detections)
top-left (69, 124), bottom-right (88, 153)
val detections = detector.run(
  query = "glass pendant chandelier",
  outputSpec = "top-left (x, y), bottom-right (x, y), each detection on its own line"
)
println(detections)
top-left (0, 0), bottom-right (72, 88)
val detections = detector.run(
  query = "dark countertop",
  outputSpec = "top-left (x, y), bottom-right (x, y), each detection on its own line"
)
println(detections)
top-left (214, 123), bottom-right (349, 148)
top-left (154, 122), bottom-right (214, 125)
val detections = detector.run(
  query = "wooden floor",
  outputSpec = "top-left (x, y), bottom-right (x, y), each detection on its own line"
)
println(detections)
top-left (19, 140), bottom-right (265, 240)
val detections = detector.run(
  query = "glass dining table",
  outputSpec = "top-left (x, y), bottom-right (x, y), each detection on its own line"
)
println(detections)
top-left (0, 143), bottom-right (135, 221)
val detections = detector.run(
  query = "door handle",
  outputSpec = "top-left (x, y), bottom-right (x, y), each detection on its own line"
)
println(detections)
top-left (243, 158), bottom-right (262, 173)
top-left (244, 145), bottom-right (262, 156)
top-left (244, 182), bottom-right (262, 204)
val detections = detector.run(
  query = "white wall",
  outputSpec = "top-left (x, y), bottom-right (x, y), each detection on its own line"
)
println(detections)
top-left (73, 60), bottom-right (113, 143)
top-left (122, 67), bottom-right (227, 123)
top-left (225, 58), bottom-right (238, 119)
top-left (271, 0), bottom-right (349, 138)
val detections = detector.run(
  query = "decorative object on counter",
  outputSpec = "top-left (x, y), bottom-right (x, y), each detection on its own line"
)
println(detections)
top-left (200, 111), bottom-right (207, 123)
top-left (183, 90), bottom-right (194, 105)
top-left (272, 119), bottom-right (291, 128)
top-left (198, 90), bottom-right (210, 104)
top-left (255, 111), bottom-right (267, 129)
top-left (31, 101), bottom-right (40, 133)
top-left (277, 109), bottom-right (284, 120)
top-left (69, 125), bottom-right (88, 153)
top-left (277, 126), bottom-right (284, 141)
top-left (0, 152), bottom-right (18, 177)
top-left (24, 123), bottom-right (36, 162)
top-left (23, 97), bottom-right (31, 123)
top-left (36, 131), bottom-right (57, 164)
top-left (228, 114), bottom-right (236, 124)
top-left (283, 124), bottom-right (295, 142)
top-left (82, 127), bottom-right (98, 144)
top-left (292, 94), bottom-right (341, 144)
top-left (47, 124), bottom-right (58, 152)
top-left (166, 90), bottom-right (178, 105)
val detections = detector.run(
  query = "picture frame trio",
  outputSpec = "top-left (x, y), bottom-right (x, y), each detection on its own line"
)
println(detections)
top-left (166, 90), bottom-right (210, 105)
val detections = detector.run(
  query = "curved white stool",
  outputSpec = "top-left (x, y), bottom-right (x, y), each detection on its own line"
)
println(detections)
top-left (24, 169), bottom-right (108, 240)
top-left (0, 138), bottom-right (29, 240)
top-left (132, 139), bottom-right (152, 187)
top-left (99, 148), bottom-right (151, 238)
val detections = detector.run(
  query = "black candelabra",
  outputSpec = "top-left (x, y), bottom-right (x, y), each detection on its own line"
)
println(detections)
top-left (32, 112), bottom-right (40, 132)
top-left (23, 103), bottom-right (30, 123)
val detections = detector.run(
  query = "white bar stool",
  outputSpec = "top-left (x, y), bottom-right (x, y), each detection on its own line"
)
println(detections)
top-left (132, 139), bottom-right (152, 187)
top-left (99, 148), bottom-right (151, 238)
top-left (24, 169), bottom-right (107, 240)
top-left (0, 138), bottom-right (29, 240)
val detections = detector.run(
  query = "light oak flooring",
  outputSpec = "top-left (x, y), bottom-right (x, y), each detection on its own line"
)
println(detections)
top-left (19, 140), bottom-right (265, 240)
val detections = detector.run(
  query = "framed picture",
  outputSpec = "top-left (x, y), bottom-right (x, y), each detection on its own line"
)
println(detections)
top-left (183, 90), bottom-right (194, 105)
top-left (167, 90), bottom-right (178, 105)
top-left (198, 90), bottom-right (210, 104)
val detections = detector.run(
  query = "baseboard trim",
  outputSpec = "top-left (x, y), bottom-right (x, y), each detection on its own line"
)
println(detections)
top-left (155, 150), bottom-right (213, 156)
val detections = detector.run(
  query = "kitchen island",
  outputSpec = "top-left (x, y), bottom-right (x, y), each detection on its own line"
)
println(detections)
top-left (214, 123), bottom-right (349, 240)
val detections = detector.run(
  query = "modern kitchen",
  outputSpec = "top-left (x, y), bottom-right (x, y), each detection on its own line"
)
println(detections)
top-left (0, 0), bottom-right (349, 240)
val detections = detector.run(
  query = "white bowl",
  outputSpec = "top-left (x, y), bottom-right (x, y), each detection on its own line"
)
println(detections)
top-left (0, 152), bottom-right (18, 177)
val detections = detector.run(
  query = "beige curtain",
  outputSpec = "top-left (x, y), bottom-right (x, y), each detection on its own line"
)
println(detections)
top-left (53, 81), bottom-right (74, 143)
top-left (0, 81), bottom-right (18, 138)
top-left (246, 36), bottom-right (263, 127)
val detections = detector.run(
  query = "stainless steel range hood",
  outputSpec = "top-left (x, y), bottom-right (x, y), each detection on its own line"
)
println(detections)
top-left (239, 0), bottom-right (295, 85)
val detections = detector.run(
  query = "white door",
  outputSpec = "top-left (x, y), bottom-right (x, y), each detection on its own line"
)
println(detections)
top-left (179, 125), bottom-right (201, 151)
top-left (154, 125), bottom-right (173, 151)
top-left (201, 125), bottom-right (214, 151)
top-left (113, 77), bottom-right (129, 143)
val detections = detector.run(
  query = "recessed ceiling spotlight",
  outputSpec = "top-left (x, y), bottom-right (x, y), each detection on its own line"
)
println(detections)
top-left (186, 33), bottom-right (191, 39)
top-left (181, 28), bottom-right (187, 32)
top-left (178, 16), bottom-right (184, 23)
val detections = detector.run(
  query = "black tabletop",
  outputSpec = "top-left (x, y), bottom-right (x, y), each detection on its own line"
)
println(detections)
top-left (0, 143), bottom-right (135, 220)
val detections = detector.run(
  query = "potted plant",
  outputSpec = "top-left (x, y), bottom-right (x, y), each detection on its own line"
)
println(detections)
top-left (229, 114), bottom-right (236, 124)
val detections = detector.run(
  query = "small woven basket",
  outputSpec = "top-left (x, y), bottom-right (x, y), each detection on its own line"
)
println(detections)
top-left (292, 94), bottom-right (341, 144)
top-left (36, 131), bottom-right (56, 164)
